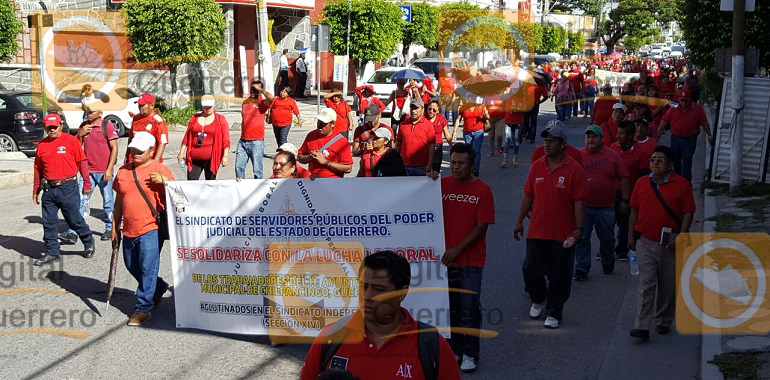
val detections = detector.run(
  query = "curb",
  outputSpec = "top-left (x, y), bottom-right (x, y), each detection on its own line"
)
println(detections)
top-left (0, 172), bottom-right (34, 189)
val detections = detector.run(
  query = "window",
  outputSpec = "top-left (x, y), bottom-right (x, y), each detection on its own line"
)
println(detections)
top-left (367, 71), bottom-right (397, 84)
top-left (411, 61), bottom-right (438, 75)
top-left (0, 98), bottom-right (7, 110)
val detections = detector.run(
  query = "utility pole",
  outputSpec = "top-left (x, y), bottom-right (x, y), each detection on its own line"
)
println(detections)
top-left (542, 0), bottom-right (549, 25)
top-left (256, 0), bottom-right (274, 95)
top-left (343, 0), bottom-right (351, 103)
top-left (730, 0), bottom-right (745, 189)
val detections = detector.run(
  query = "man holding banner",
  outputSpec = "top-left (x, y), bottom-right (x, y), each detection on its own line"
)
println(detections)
top-left (298, 108), bottom-right (353, 178)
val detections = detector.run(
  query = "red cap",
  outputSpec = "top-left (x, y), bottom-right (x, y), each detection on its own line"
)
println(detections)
top-left (137, 93), bottom-right (155, 106)
top-left (363, 85), bottom-right (374, 93)
top-left (680, 88), bottom-right (692, 100)
top-left (43, 114), bottom-right (61, 127)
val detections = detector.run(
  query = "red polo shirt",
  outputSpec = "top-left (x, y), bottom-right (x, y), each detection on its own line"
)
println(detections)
top-left (270, 97), bottom-right (299, 127)
top-left (580, 147), bottom-right (628, 208)
top-left (397, 117), bottom-right (434, 167)
top-left (610, 142), bottom-right (649, 193)
top-left (601, 120), bottom-right (620, 147)
top-left (441, 177), bottom-right (495, 268)
top-left (531, 145), bottom-right (584, 165)
top-left (631, 172), bottom-right (696, 241)
top-left (592, 97), bottom-right (617, 126)
top-left (241, 96), bottom-right (269, 141)
top-left (636, 137), bottom-right (658, 160)
top-left (524, 156), bottom-right (587, 241)
top-left (325, 99), bottom-right (353, 134)
top-left (429, 115), bottom-right (448, 144)
top-left (300, 309), bottom-right (461, 380)
top-left (662, 103), bottom-right (708, 138)
top-left (298, 130), bottom-right (353, 178)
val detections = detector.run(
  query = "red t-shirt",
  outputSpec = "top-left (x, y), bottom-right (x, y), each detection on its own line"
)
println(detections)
top-left (531, 145), bottom-right (584, 166)
top-left (325, 99), bottom-right (352, 134)
top-left (592, 97), bottom-right (617, 126)
top-left (580, 147), bottom-right (628, 208)
top-left (35, 134), bottom-right (86, 181)
top-left (241, 96), bottom-right (269, 141)
top-left (601, 120), bottom-right (620, 147)
top-left (298, 130), bottom-right (353, 178)
top-left (662, 104), bottom-right (708, 138)
top-left (610, 142), bottom-right (649, 193)
top-left (429, 114), bottom-right (448, 144)
top-left (131, 112), bottom-right (169, 162)
top-left (460, 105), bottom-right (485, 132)
top-left (505, 110), bottom-right (525, 125)
top-left (300, 308), bottom-right (461, 380)
top-left (81, 118), bottom-right (118, 173)
top-left (360, 148), bottom-right (388, 177)
top-left (636, 137), bottom-right (658, 161)
top-left (568, 70), bottom-right (584, 93)
top-left (438, 77), bottom-right (456, 95)
top-left (441, 177), bottom-right (495, 267)
top-left (524, 156), bottom-right (587, 241)
top-left (487, 96), bottom-right (506, 120)
top-left (396, 117), bottom-right (435, 167)
top-left (187, 118), bottom-right (219, 161)
top-left (354, 125), bottom-right (394, 144)
top-left (270, 97), bottom-right (299, 127)
top-left (631, 173), bottom-right (696, 241)
top-left (112, 161), bottom-right (174, 238)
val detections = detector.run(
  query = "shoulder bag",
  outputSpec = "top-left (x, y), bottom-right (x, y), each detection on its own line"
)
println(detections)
top-left (649, 177), bottom-right (682, 231)
top-left (132, 167), bottom-right (169, 240)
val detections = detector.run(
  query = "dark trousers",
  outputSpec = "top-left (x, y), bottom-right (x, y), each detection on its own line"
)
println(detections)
top-left (615, 191), bottom-right (630, 255)
top-left (448, 266), bottom-right (483, 360)
top-left (188, 160), bottom-right (216, 180)
top-left (670, 135), bottom-right (698, 182)
top-left (295, 72), bottom-right (307, 98)
top-left (524, 104), bottom-right (539, 142)
top-left (432, 144), bottom-right (443, 173)
top-left (41, 181), bottom-right (93, 256)
top-left (273, 125), bottom-right (291, 146)
top-left (279, 70), bottom-right (290, 89)
top-left (522, 239), bottom-right (574, 321)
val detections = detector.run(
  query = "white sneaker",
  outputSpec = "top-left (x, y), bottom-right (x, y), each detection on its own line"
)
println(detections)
top-left (529, 302), bottom-right (545, 318)
top-left (544, 316), bottom-right (560, 329)
top-left (460, 355), bottom-right (477, 372)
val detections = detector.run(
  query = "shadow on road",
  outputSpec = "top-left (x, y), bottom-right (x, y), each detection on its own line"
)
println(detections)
top-left (46, 270), bottom-right (135, 317)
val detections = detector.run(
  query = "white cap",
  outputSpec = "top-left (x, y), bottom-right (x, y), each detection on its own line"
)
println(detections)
top-left (128, 132), bottom-right (156, 151)
top-left (277, 143), bottom-right (298, 157)
top-left (612, 103), bottom-right (627, 112)
top-left (373, 127), bottom-right (392, 141)
top-left (201, 95), bottom-right (216, 107)
top-left (317, 107), bottom-right (337, 124)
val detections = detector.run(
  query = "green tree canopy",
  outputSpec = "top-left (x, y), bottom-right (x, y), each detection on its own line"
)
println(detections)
top-left (0, 0), bottom-right (24, 64)
top-left (564, 31), bottom-right (585, 55)
top-left (401, 2), bottom-right (438, 55)
top-left (601, 0), bottom-right (669, 53)
top-left (322, 0), bottom-right (404, 66)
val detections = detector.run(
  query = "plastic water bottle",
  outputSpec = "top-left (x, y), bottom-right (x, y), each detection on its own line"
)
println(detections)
top-left (630, 250), bottom-right (639, 275)
top-left (563, 236), bottom-right (576, 249)
top-left (178, 160), bottom-right (186, 172)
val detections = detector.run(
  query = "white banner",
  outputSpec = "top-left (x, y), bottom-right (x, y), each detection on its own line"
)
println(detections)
top-left (333, 55), bottom-right (348, 83)
top-left (165, 178), bottom-right (449, 338)
top-left (594, 69), bottom-right (639, 90)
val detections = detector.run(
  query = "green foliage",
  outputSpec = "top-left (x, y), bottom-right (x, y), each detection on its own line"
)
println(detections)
top-left (322, 0), bottom-right (404, 64)
top-left (623, 36), bottom-right (645, 53)
top-left (161, 102), bottom-right (198, 126)
top-left (0, 0), bottom-right (24, 63)
top-left (564, 31), bottom-right (585, 55)
top-left (537, 25), bottom-right (567, 54)
top-left (121, 0), bottom-right (226, 68)
top-left (601, 0), bottom-right (667, 53)
top-left (551, 0), bottom-right (604, 15)
top-left (699, 69), bottom-right (721, 104)
top-left (401, 2), bottom-right (438, 54)
top-left (679, 0), bottom-right (770, 68)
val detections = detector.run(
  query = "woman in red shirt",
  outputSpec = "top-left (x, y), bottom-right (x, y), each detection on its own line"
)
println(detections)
top-left (384, 79), bottom-right (410, 136)
top-left (437, 69), bottom-right (459, 127)
top-left (270, 151), bottom-right (311, 179)
top-left (582, 67), bottom-right (598, 118)
top-left (451, 100), bottom-right (488, 175)
top-left (177, 95), bottom-right (231, 180)
top-left (426, 100), bottom-right (449, 172)
top-left (268, 87), bottom-right (302, 147)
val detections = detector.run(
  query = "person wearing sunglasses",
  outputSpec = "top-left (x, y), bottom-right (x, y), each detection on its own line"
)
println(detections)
top-left (629, 145), bottom-right (695, 341)
top-left (425, 100), bottom-right (449, 173)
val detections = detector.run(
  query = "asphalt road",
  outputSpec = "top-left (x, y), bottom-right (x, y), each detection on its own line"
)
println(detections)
top-left (0, 102), bottom-right (703, 379)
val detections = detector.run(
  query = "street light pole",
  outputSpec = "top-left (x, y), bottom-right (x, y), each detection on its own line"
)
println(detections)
top-left (730, 0), bottom-right (745, 189)
top-left (343, 0), bottom-right (352, 103)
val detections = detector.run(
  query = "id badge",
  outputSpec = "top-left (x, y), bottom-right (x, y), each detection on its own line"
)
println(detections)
top-left (196, 132), bottom-right (206, 147)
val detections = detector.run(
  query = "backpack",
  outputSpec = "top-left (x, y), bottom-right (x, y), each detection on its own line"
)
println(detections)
top-left (319, 314), bottom-right (441, 380)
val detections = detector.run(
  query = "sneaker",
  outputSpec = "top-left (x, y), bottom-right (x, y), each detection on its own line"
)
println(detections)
top-left (617, 252), bottom-right (629, 261)
top-left (595, 254), bottom-right (601, 261)
top-left (460, 355), bottom-right (477, 372)
top-left (127, 312), bottom-right (151, 326)
top-left (501, 159), bottom-right (508, 168)
top-left (58, 231), bottom-right (77, 245)
top-left (630, 328), bottom-right (650, 341)
top-left (573, 271), bottom-right (588, 281)
top-left (487, 151), bottom-right (494, 157)
top-left (529, 302), bottom-right (545, 318)
top-left (544, 316), bottom-right (559, 328)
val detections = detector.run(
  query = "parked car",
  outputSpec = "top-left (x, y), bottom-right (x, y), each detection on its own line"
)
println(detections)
top-left (0, 91), bottom-right (70, 152)
top-left (55, 85), bottom-right (141, 137)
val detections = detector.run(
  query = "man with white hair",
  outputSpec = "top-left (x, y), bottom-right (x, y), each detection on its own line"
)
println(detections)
top-left (297, 108), bottom-right (353, 178)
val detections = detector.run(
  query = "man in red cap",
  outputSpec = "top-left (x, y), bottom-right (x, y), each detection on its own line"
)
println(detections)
top-left (32, 114), bottom-right (95, 266)
top-left (657, 88), bottom-right (714, 182)
top-left (126, 94), bottom-right (168, 163)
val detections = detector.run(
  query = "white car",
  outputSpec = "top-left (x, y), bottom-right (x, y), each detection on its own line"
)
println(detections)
top-left (355, 67), bottom-right (410, 115)
top-left (56, 85), bottom-right (141, 136)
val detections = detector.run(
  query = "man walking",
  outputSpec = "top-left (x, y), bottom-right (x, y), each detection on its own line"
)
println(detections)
top-left (611, 121), bottom-right (650, 261)
top-left (236, 79), bottom-right (273, 180)
top-left (437, 142), bottom-right (494, 372)
top-left (279, 49), bottom-right (290, 89)
top-left (33, 114), bottom-right (95, 266)
top-left (295, 52), bottom-right (308, 99)
top-left (298, 108), bottom-right (353, 178)
top-left (573, 125), bottom-right (629, 280)
top-left (657, 88), bottom-right (714, 182)
top-left (59, 109), bottom-right (119, 244)
top-left (127, 94), bottom-right (168, 163)
top-left (514, 122), bottom-right (586, 328)
top-left (396, 99), bottom-right (435, 176)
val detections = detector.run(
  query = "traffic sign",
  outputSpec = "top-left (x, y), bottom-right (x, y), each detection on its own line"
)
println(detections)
top-left (399, 5), bottom-right (412, 23)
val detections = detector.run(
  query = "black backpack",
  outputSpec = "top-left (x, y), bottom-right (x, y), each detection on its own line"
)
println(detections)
top-left (319, 314), bottom-right (441, 380)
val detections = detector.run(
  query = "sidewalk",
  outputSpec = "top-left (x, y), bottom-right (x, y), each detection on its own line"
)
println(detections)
top-left (0, 152), bottom-right (34, 189)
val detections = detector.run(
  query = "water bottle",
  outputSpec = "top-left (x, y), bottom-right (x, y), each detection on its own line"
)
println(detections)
top-left (81, 195), bottom-right (90, 217)
top-left (630, 250), bottom-right (639, 275)
top-left (563, 236), bottom-right (576, 249)
top-left (178, 160), bottom-right (186, 172)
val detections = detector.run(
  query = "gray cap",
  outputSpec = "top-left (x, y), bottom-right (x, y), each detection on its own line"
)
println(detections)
top-left (410, 98), bottom-right (424, 108)
top-left (541, 119), bottom-right (568, 142)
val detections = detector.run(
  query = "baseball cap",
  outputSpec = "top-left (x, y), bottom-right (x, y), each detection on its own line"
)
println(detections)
top-left (410, 98), bottom-right (424, 108)
top-left (612, 103), bottom-right (627, 112)
top-left (201, 95), bottom-right (216, 107)
top-left (680, 88), bottom-right (692, 100)
top-left (373, 127), bottom-right (392, 141)
top-left (634, 117), bottom-right (649, 124)
top-left (277, 143), bottom-right (298, 157)
top-left (363, 104), bottom-right (380, 124)
top-left (585, 124), bottom-right (603, 137)
top-left (316, 107), bottom-right (337, 125)
top-left (128, 132), bottom-right (156, 152)
top-left (43, 113), bottom-right (61, 127)
top-left (541, 120), bottom-right (568, 142)
top-left (362, 85), bottom-right (374, 93)
top-left (602, 83), bottom-right (613, 90)
top-left (137, 94), bottom-right (155, 106)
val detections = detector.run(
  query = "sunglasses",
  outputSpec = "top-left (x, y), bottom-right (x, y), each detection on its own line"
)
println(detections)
top-left (649, 158), bottom-right (666, 164)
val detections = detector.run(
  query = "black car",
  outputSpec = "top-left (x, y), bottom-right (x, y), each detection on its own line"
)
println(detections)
top-left (0, 91), bottom-right (69, 152)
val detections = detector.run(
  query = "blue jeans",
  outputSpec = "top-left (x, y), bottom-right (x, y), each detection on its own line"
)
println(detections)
top-left (235, 139), bottom-right (265, 179)
top-left (69, 173), bottom-right (114, 234)
top-left (556, 104), bottom-right (570, 121)
top-left (582, 98), bottom-right (595, 116)
top-left (448, 266), bottom-right (483, 360)
top-left (504, 124), bottom-right (523, 156)
top-left (463, 131), bottom-right (484, 172)
top-left (670, 135), bottom-right (698, 182)
top-left (273, 125), bottom-right (291, 147)
top-left (572, 94), bottom-right (582, 117)
top-left (404, 166), bottom-right (426, 176)
top-left (123, 229), bottom-right (166, 313)
top-left (574, 207), bottom-right (616, 275)
top-left (41, 181), bottom-right (93, 256)
top-left (442, 110), bottom-right (459, 129)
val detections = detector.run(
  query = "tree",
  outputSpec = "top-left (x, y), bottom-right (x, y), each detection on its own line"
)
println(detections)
top-left (622, 35), bottom-right (645, 53)
top-left (537, 25), bottom-right (567, 54)
top-left (401, 2), bottom-right (438, 56)
top-left (600, 0), bottom-right (672, 53)
top-left (0, 0), bottom-right (24, 64)
top-left (564, 31), bottom-right (585, 55)
top-left (550, 0), bottom-right (604, 15)
top-left (322, 0), bottom-right (403, 75)
top-left (122, 0), bottom-right (226, 105)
